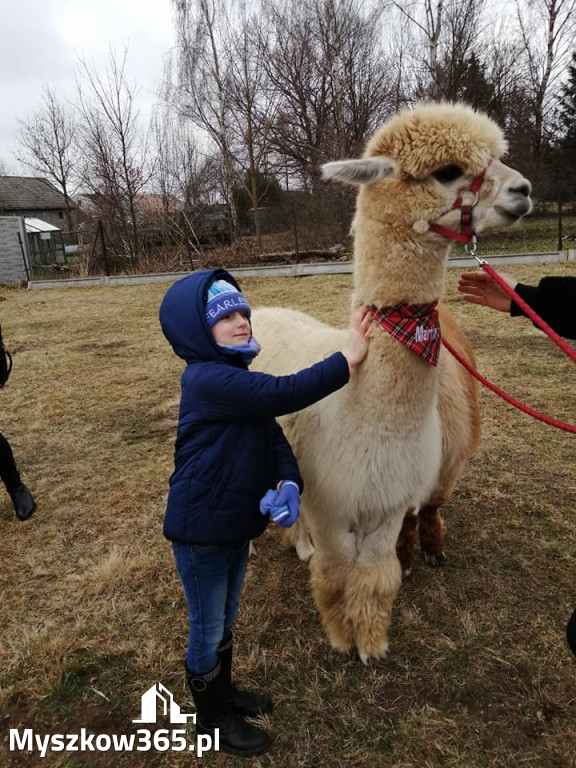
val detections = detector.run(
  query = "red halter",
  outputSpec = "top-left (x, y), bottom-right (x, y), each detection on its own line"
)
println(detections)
top-left (428, 162), bottom-right (491, 244)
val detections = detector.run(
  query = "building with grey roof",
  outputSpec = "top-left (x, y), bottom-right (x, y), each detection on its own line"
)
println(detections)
top-left (0, 176), bottom-right (76, 229)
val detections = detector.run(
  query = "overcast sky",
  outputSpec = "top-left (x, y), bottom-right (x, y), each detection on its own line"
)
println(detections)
top-left (0, 0), bottom-right (175, 173)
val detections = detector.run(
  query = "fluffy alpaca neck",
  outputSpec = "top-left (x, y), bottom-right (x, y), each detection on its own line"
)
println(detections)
top-left (346, 216), bottom-right (450, 424)
top-left (349, 324), bottom-right (440, 426)
top-left (352, 217), bottom-right (450, 307)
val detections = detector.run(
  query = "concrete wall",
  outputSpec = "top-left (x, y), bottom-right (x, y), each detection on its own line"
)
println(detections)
top-left (0, 217), bottom-right (30, 285)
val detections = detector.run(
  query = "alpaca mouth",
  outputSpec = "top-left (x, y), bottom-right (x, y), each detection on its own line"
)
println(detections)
top-left (495, 201), bottom-right (532, 220)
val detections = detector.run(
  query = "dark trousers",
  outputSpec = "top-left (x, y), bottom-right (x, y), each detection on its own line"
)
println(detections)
top-left (0, 431), bottom-right (21, 492)
top-left (172, 540), bottom-right (250, 675)
top-left (567, 606), bottom-right (576, 657)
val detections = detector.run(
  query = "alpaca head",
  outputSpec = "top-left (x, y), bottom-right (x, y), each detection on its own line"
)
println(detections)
top-left (322, 102), bottom-right (532, 240)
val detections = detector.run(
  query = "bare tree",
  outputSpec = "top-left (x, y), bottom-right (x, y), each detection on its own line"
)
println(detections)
top-left (76, 47), bottom-right (148, 262)
top-left (514, 0), bottom-right (576, 156)
top-left (261, 0), bottom-right (332, 189)
top-left (391, 0), bottom-right (487, 101)
top-left (151, 105), bottom-right (223, 264)
top-left (169, 0), bottom-right (398, 247)
top-left (391, 0), bottom-right (444, 95)
top-left (263, 0), bottom-right (394, 190)
top-left (335, 2), bottom-right (399, 153)
top-left (17, 86), bottom-right (79, 231)
top-left (226, 8), bottom-right (279, 249)
top-left (170, 0), bottom-right (240, 231)
top-left (153, 109), bottom-right (219, 211)
top-left (478, 25), bottom-right (533, 171)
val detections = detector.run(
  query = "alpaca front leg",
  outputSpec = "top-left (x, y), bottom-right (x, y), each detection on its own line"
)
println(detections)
top-left (419, 503), bottom-right (446, 566)
top-left (310, 553), bottom-right (355, 654)
top-left (280, 517), bottom-right (315, 562)
top-left (395, 507), bottom-right (419, 578)
top-left (344, 553), bottom-right (402, 663)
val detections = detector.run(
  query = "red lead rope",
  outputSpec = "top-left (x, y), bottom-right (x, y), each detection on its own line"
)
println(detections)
top-left (442, 261), bottom-right (576, 434)
top-left (441, 336), bottom-right (576, 434)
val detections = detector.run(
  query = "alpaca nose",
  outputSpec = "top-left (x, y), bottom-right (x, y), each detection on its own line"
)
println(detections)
top-left (509, 180), bottom-right (531, 198)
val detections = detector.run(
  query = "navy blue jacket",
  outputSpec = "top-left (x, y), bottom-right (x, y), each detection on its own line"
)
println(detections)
top-left (159, 268), bottom-right (350, 544)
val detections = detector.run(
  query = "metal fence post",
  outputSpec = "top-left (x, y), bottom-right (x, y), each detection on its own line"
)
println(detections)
top-left (291, 201), bottom-right (299, 263)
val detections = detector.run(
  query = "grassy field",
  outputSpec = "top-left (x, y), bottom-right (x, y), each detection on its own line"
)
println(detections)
top-left (0, 261), bottom-right (575, 767)
top-left (479, 213), bottom-right (576, 255)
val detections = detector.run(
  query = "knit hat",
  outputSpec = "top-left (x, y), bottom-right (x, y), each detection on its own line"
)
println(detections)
top-left (205, 279), bottom-right (251, 327)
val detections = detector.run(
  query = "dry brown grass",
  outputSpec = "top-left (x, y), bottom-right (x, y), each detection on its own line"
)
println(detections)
top-left (0, 262), bottom-right (575, 767)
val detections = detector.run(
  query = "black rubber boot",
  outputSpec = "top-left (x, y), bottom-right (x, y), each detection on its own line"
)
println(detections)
top-left (8, 484), bottom-right (36, 521)
top-left (186, 662), bottom-right (271, 757)
top-left (218, 637), bottom-right (273, 717)
top-left (567, 605), bottom-right (576, 658)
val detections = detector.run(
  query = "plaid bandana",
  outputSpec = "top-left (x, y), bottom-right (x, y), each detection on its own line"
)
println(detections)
top-left (370, 302), bottom-right (441, 366)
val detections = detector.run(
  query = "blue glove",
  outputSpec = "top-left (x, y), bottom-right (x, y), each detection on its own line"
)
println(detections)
top-left (259, 481), bottom-right (300, 527)
top-left (259, 489), bottom-right (285, 521)
top-left (275, 480), bottom-right (300, 526)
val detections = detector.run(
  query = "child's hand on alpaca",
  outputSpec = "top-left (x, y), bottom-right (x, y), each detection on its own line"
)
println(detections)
top-left (343, 306), bottom-right (372, 372)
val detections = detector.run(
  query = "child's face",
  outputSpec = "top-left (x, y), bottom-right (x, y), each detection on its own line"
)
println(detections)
top-left (211, 311), bottom-right (251, 346)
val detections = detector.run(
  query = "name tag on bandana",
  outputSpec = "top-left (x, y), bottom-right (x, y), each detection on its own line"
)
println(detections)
top-left (370, 302), bottom-right (441, 366)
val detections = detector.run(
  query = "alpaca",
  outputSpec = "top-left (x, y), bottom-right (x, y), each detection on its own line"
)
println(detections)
top-left (251, 102), bottom-right (532, 662)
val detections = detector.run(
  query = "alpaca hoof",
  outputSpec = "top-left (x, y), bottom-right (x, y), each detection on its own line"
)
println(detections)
top-left (357, 639), bottom-right (389, 665)
top-left (365, 656), bottom-right (389, 670)
top-left (339, 647), bottom-right (359, 662)
top-left (358, 650), bottom-right (371, 666)
top-left (329, 637), bottom-right (355, 656)
top-left (402, 567), bottom-right (413, 581)
top-left (423, 552), bottom-right (446, 567)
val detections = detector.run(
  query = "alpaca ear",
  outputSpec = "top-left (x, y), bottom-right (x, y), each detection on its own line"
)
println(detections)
top-left (321, 157), bottom-right (397, 186)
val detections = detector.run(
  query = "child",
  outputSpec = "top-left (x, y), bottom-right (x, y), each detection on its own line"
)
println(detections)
top-left (159, 268), bottom-right (371, 757)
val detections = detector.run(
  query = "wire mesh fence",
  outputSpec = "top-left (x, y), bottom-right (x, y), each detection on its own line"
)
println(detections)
top-left (28, 199), bottom-right (576, 281)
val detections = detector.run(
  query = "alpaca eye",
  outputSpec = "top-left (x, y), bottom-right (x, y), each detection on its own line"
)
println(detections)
top-left (431, 164), bottom-right (464, 183)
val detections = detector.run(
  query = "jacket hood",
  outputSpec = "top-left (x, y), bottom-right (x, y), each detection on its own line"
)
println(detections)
top-left (159, 268), bottom-right (245, 364)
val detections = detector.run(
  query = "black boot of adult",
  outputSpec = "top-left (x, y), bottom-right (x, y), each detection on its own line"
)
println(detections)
top-left (218, 637), bottom-right (273, 717)
top-left (566, 606), bottom-right (576, 657)
top-left (8, 484), bottom-right (36, 521)
top-left (186, 663), bottom-right (271, 757)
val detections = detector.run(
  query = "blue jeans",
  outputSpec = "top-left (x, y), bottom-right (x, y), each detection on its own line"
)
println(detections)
top-left (172, 540), bottom-right (250, 675)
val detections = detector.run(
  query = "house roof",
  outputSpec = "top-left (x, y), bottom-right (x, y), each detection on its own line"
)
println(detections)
top-left (25, 217), bottom-right (61, 233)
top-left (135, 193), bottom-right (183, 213)
top-left (0, 176), bottom-right (69, 211)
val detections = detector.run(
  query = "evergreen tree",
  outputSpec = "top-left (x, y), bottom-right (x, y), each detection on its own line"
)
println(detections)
top-left (458, 53), bottom-right (502, 121)
top-left (549, 51), bottom-right (576, 206)
top-left (536, 50), bottom-right (576, 248)
top-left (556, 51), bottom-right (576, 143)
top-left (232, 171), bottom-right (284, 230)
